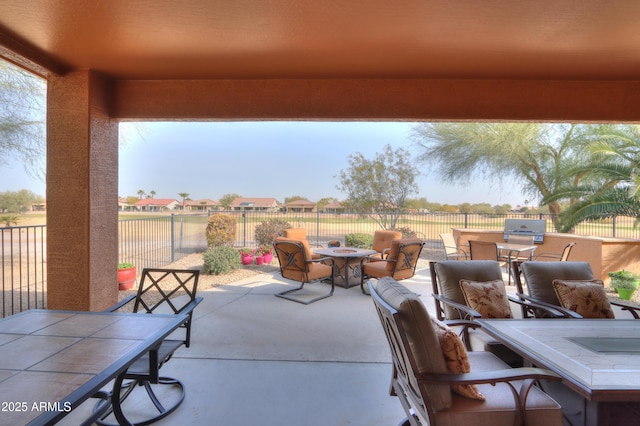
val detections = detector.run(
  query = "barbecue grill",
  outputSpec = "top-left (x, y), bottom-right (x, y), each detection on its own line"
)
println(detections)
top-left (503, 219), bottom-right (546, 243)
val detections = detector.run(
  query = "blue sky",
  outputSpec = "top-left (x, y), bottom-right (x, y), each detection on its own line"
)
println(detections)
top-left (2, 121), bottom-right (524, 206)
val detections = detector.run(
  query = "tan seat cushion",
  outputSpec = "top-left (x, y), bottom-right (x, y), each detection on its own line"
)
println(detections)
top-left (275, 237), bottom-right (326, 282)
top-left (459, 279), bottom-right (513, 319)
top-left (434, 352), bottom-right (562, 426)
top-left (552, 279), bottom-right (615, 319)
top-left (431, 318), bottom-right (485, 400)
top-left (372, 230), bottom-right (402, 254)
top-left (374, 277), bottom-right (452, 410)
top-left (283, 228), bottom-right (306, 240)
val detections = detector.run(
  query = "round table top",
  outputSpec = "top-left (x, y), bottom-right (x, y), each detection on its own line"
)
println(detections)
top-left (314, 247), bottom-right (378, 258)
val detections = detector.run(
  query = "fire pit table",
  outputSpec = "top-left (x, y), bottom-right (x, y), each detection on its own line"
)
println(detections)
top-left (314, 247), bottom-right (377, 289)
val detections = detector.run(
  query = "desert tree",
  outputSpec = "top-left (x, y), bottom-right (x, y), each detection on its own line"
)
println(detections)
top-left (219, 193), bottom-right (241, 210)
top-left (337, 144), bottom-right (419, 229)
top-left (0, 60), bottom-right (46, 178)
top-left (411, 123), bottom-right (594, 231)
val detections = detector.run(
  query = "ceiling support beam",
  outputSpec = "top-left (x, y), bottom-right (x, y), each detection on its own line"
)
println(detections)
top-left (113, 78), bottom-right (640, 122)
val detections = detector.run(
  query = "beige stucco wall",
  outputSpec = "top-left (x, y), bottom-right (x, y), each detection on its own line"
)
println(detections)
top-left (451, 228), bottom-right (640, 282)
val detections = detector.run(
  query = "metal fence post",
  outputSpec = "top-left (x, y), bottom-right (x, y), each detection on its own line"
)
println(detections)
top-left (612, 215), bottom-right (617, 238)
top-left (316, 210), bottom-right (320, 247)
top-left (170, 213), bottom-right (176, 262)
top-left (243, 212), bottom-right (247, 247)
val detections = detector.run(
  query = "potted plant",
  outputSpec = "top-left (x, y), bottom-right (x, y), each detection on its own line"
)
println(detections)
top-left (609, 270), bottom-right (640, 300)
top-left (328, 240), bottom-right (341, 248)
top-left (117, 262), bottom-right (136, 291)
top-left (239, 248), bottom-right (254, 265)
top-left (258, 245), bottom-right (274, 263)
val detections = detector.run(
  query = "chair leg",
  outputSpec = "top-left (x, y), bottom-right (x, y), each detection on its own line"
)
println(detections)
top-left (95, 376), bottom-right (185, 426)
top-left (276, 278), bottom-right (335, 305)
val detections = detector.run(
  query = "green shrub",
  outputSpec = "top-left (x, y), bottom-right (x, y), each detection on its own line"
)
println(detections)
top-left (254, 218), bottom-right (291, 246)
top-left (345, 233), bottom-right (374, 248)
top-left (206, 214), bottom-right (237, 247)
top-left (202, 246), bottom-right (241, 275)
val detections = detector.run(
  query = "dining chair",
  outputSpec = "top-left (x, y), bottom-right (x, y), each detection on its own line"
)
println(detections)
top-left (512, 260), bottom-right (640, 319)
top-left (95, 268), bottom-right (202, 426)
top-left (533, 242), bottom-right (576, 261)
top-left (273, 237), bottom-right (335, 304)
top-left (360, 238), bottom-right (424, 294)
top-left (368, 277), bottom-right (563, 426)
top-left (468, 240), bottom-right (500, 261)
top-left (429, 260), bottom-right (563, 366)
top-left (439, 233), bottom-right (468, 260)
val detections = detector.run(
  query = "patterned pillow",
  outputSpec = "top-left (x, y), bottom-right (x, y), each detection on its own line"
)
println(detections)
top-left (552, 279), bottom-right (615, 319)
top-left (459, 279), bottom-right (513, 319)
top-left (430, 318), bottom-right (485, 400)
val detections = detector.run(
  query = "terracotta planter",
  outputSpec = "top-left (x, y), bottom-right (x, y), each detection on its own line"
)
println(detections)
top-left (117, 266), bottom-right (136, 291)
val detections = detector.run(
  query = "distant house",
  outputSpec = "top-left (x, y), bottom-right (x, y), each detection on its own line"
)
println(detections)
top-left (181, 199), bottom-right (219, 212)
top-left (118, 197), bottom-right (130, 212)
top-left (323, 202), bottom-right (345, 213)
top-left (229, 197), bottom-right (279, 212)
top-left (134, 198), bottom-right (179, 212)
top-left (286, 199), bottom-right (316, 213)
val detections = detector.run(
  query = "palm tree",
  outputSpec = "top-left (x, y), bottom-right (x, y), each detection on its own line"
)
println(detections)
top-left (550, 125), bottom-right (640, 232)
top-left (137, 189), bottom-right (145, 200)
top-left (149, 190), bottom-right (156, 199)
top-left (178, 192), bottom-right (190, 211)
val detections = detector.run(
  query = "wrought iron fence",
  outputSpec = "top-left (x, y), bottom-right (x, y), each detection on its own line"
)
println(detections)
top-left (118, 213), bottom-right (209, 268)
top-left (2, 211), bottom-right (640, 317)
top-left (228, 211), bottom-right (640, 248)
top-left (1, 225), bottom-right (46, 317)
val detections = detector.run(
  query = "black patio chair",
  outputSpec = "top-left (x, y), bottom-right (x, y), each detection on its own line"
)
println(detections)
top-left (94, 268), bottom-right (202, 426)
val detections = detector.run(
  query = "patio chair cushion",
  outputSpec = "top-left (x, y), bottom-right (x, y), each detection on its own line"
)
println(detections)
top-left (459, 279), bottom-right (513, 319)
top-left (385, 238), bottom-right (424, 274)
top-left (283, 228), bottom-right (306, 240)
top-left (431, 318), bottom-right (485, 400)
top-left (520, 261), bottom-right (594, 306)
top-left (275, 237), bottom-right (324, 279)
top-left (434, 261), bottom-right (504, 320)
top-left (375, 277), bottom-right (452, 410)
top-left (552, 279), bottom-right (615, 319)
top-left (371, 230), bottom-right (403, 259)
top-left (435, 352), bottom-right (563, 426)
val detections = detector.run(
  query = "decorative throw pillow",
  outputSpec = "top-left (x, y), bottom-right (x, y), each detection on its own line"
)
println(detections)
top-left (459, 279), bottom-right (513, 319)
top-left (552, 279), bottom-right (615, 319)
top-left (430, 318), bottom-right (485, 401)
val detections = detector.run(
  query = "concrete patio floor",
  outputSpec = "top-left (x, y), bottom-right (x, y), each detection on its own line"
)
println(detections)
top-left (62, 267), bottom-right (440, 425)
top-left (55, 263), bottom-right (635, 425)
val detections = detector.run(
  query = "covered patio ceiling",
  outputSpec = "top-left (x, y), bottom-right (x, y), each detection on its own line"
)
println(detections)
top-left (1, 0), bottom-right (640, 82)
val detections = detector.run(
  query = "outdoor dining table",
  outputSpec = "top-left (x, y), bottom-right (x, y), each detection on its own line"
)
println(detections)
top-left (0, 309), bottom-right (188, 426)
top-left (477, 318), bottom-right (640, 426)
top-left (314, 247), bottom-right (377, 289)
top-left (496, 242), bottom-right (537, 284)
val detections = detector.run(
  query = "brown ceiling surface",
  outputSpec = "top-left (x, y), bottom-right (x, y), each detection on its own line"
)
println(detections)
top-left (1, 0), bottom-right (640, 81)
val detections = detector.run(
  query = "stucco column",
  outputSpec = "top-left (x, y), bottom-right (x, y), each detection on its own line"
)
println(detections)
top-left (46, 70), bottom-right (118, 311)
